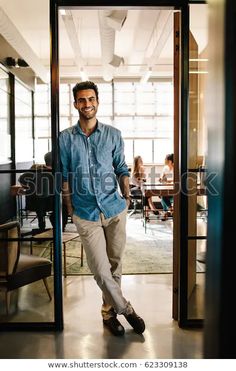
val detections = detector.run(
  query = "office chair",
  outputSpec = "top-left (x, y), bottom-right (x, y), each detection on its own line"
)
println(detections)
top-left (128, 185), bottom-right (143, 217)
top-left (19, 169), bottom-right (54, 232)
top-left (0, 221), bottom-right (52, 315)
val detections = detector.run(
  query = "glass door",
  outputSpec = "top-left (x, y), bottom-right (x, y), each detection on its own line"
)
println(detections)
top-left (0, 68), bottom-right (59, 330)
top-left (178, 2), bottom-right (208, 327)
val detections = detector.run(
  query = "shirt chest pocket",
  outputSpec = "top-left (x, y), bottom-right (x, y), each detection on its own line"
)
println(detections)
top-left (71, 139), bottom-right (87, 163)
top-left (95, 144), bottom-right (113, 164)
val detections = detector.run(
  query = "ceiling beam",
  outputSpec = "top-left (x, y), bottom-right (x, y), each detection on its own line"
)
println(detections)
top-left (147, 10), bottom-right (173, 65)
top-left (139, 10), bottom-right (173, 82)
top-left (127, 10), bottom-right (161, 67)
top-left (61, 10), bottom-right (84, 72)
top-left (0, 7), bottom-right (49, 83)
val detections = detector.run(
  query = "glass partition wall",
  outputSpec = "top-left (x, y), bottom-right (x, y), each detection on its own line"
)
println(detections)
top-left (0, 68), bottom-right (11, 164)
top-left (15, 80), bottom-right (34, 165)
top-left (0, 67), bottom-right (56, 328)
top-left (185, 3), bottom-right (208, 323)
top-left (0, 67), bottom-right (14, 225)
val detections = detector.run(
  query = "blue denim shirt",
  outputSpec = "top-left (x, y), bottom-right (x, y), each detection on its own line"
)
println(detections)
top-left (59, 121), bottom-right (129, 221)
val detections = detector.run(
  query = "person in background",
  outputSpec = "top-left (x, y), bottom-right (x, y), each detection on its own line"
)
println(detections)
top-left (159, 153), bottom-right (174, 220)
top-left (44, 151), bottom-right (68, 232)
top-left (59, 81), bottom-right (145, 337)
top-left (131, 155), bottom-right (159, 215)
top-left (19, 163), bottom-right (53, 233)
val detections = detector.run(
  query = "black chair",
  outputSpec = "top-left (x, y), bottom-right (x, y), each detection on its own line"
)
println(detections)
top-left (19, 169), bottom-right (68, 232)
top-left (19, 169), bottom-right (54, 232)
top-left (0, 221), bottom-right (52, 315)
top-left (129, 185), bottom-right (143, 217)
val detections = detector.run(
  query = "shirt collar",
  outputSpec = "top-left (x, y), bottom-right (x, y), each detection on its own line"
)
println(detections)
top-left (72, 120), bottom-right (103, 135)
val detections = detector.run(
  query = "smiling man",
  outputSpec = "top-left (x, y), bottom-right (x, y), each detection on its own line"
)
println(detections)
top-left (59, 81), bottom-right (145, 336)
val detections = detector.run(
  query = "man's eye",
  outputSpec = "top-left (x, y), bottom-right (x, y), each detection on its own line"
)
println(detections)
top-left (77, 98), bottom-right (96, 103)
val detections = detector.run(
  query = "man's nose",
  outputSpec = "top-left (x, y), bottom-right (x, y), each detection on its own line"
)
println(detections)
top-left (84, 99), bottom-right (91, 106)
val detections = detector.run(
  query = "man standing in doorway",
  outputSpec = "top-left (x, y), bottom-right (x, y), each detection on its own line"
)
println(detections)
top-left (59, 81), bottom-right (145, 336)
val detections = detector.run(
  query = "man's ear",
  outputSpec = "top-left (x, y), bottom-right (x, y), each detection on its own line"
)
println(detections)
top-left (73, 101), bottom-right (77, 109)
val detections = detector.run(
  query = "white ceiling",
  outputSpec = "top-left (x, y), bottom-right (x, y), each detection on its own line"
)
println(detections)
top-left (0, 0), bottom-right (208, 83)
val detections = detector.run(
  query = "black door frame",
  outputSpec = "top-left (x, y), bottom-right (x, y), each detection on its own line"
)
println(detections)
top-left (51, 0), bottom-right (202, 330)
top-left (0, 0), bottom-right (204, 331)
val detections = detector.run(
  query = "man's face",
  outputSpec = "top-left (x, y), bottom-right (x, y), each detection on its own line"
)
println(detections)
top-left (74, 89), bottom-right (99, 120)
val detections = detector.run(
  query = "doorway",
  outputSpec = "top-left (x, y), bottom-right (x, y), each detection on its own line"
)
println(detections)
top-left (49, 0), bottom-right (209, 330)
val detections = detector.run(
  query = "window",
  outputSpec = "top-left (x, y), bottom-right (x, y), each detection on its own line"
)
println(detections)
top-left (154, 139), bottom-right (173, 164)
top-left (34, 84), bottom-right (51, 162)
top-left (0, 68), bottom-right (10, 162)
top-left (156, 82), bottom-right (173, 116)
top-left (15, 80), bottom-right (33, 163)
top-left (97, 83), bottom-right (112, 116)
top-left (34, 81), bottom-right (173, 165)
top-left (114, 83), bottom-right (135, 115)
top-left (124, 139), bottom-right (133, 165)
top-left (134, 139), bottom-right (153, 163)
top-left (60, 84), bottom-right (70, 116)
top-left (136, 83), bottom-right (155, 115)
top-left (34, 84), bottom-right (49, 116)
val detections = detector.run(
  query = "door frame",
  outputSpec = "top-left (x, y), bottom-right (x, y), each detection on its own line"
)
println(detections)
top-left (0, 0), bottom-right (206, 332)
top-left (50, 0), bottom-right (204, 331)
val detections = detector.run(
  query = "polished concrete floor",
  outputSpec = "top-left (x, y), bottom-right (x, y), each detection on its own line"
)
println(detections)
top-left (0, 274), bottom-right (203, 359)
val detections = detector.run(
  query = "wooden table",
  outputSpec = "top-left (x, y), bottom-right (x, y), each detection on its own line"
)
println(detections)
top-left (142, 183), bottom-right (175, 197)
top-left (142, 183), bottom-right (206, 197)
top-left (31, 230), bottom-right (84, 277)
top-left (141, 183), bottom-right (207, 231)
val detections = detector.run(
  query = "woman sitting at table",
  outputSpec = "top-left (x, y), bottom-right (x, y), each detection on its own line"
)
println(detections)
top-left (131, 155), bottom-right (159, 215)
top-left (159, 153), bottom-right (174, 220)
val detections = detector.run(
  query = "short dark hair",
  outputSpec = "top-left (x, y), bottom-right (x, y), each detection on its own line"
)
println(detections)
top-left (166, 153), bottom-right (174, 163)
top-left (72, 81), bottom-right (99, 101)
top-left (44, 151), bottom-right (52, 167)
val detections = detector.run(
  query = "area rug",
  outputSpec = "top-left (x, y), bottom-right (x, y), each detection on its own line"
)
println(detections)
top-left (57, 216), bottom-right (174, 275)
top-left (32, 215), bottom-right (205, 275)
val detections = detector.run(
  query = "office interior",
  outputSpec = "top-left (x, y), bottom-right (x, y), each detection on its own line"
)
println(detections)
top-left (0, 0), bottom-right (235, 359)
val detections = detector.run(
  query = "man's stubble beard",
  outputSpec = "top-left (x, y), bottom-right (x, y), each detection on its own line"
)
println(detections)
top-left (79, 106), bottom-right (97, 121)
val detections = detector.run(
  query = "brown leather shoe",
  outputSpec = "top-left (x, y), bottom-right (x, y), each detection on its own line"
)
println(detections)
top-left (124, 310), bottom-right (145, 334)
top-left (103, 317), bottom-right (125, 336)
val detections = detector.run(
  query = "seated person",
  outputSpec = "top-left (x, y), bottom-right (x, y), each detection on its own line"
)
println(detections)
top-left (159, 153), bottom-right (174, 219)
top-left (44, 151), bottom-right (68, 231)
top-left (131, 155), bottom-right (159, 215)
top-left (19, 152), bottom-right (68, 233)
top-left (19, 163), bottom-right (54, 233)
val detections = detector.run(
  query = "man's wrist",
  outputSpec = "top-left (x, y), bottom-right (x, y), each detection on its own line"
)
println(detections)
top-left (67, 205), bottom-right (74, 216)
top-left (123, 195), bottom-right (131, 201)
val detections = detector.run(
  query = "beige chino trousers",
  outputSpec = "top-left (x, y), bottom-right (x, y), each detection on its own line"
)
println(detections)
top-left (73, 207), bottom-right (131, 319)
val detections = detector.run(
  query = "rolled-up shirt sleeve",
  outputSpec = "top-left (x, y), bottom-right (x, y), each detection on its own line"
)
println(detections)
top-left (112, 131), bottom-right (130, 178)
top-left (59, 131), bottom-right (70, 181)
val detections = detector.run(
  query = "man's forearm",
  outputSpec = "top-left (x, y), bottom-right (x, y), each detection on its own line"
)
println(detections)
top-left (62, 181), bottom-right (73, 216)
